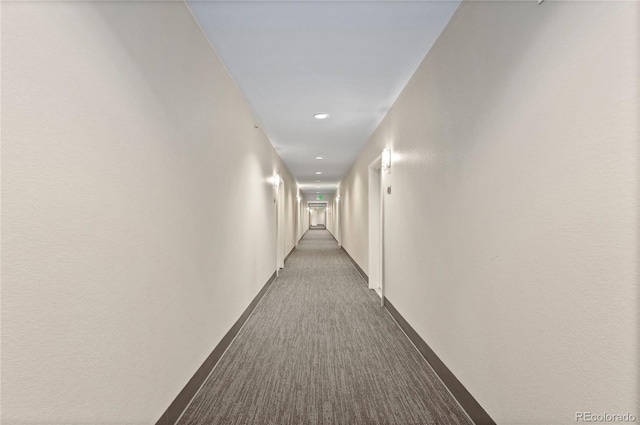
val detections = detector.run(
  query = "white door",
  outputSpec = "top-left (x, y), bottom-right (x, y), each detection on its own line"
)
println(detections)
top-left (276, 180), bottom-right (285, 270)
top-left (335, 197), bottom-right (341, 247)
top-left (296, 196), bottom-right (301, 247)
top-left (368, 156), bottom-right (384, 304)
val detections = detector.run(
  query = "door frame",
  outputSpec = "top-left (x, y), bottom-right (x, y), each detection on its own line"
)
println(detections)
top-left (368, 154), bottom-right (384, 306)
top-left (275, 177), bottom-right (285, 271)
top-left (335, 195), bottom-right (341, 248)
top-left (295, 194), bottom-right (301, 247)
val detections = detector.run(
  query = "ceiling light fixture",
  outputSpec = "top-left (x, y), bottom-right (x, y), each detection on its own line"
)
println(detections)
top-left (316, 156), bottom-right (324, 160)
top-left (315, 171), bottom-right (322, 175)
top-left (314, 113), bottom-right (329, 120)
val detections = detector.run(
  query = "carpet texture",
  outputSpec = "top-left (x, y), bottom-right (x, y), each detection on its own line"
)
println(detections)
top-left (177, 230), bottom-right (473, 425)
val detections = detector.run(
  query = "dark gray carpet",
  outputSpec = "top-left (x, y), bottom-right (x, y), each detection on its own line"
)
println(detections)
top-left (177, 230), bottom-right (473, 425)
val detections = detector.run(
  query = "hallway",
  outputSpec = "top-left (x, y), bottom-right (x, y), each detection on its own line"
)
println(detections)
top-left (3, 1), bottom-right (638, 423)
top-left (177, 230), bottom-right (471, 425)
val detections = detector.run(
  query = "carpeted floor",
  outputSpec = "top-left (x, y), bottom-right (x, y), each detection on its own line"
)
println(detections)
top-left (177, 230), bottom-right (472, 425)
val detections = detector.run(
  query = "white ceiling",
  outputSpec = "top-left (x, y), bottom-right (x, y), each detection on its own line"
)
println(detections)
top-left (187, 1), bottom-right (460, 198)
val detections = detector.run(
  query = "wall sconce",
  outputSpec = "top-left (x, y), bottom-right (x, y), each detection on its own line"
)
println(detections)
top-left (273, 174), bottom-right (281, 187)
top-left (336, 194), bottom-right (341, 202)
top-left (382, 148), bottom-right (391, 173)
top-left (296, 195), bottom-right (301, 202)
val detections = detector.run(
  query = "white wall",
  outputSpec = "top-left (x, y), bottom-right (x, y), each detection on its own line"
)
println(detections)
top-left (338, 2), bottom-right (639, 423)
top-left (1, 2), bottom-right (299, 423)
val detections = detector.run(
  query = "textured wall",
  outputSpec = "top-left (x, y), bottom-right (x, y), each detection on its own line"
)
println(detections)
top-left (338, 2), bottom-right (639, 423)
top-left (1, 2), bottom-right (298, 423)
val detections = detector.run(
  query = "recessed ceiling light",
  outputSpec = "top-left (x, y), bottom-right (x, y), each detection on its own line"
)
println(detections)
top-left (316, 180), bottom-right (321, 182)
top-left (314, 113), bottom-right (329, 120)
top-left (316, 156), bottom-right (324, 160)
top-left (315, 171), bottom-right (322, 175)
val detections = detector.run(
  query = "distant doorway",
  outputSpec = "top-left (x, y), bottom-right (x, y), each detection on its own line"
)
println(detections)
top-left (308, 204), bottom-right (326, 229)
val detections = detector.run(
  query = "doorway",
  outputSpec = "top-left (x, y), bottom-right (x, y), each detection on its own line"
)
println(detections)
top-left (308, 203), bottom-right (327, 229)
top-left (275, 178), bottom-right (285, 271)
top-left (296, 195), bottom-right (302, 247)
top-left (368, 155), bottom-right (383, 303)
top-left (335, 196), bottom-right (341, 248)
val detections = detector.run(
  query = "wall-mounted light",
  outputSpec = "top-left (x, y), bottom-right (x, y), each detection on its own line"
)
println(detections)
top-left (336, 194), bottom-right (341, 202)
top-left (273, 174), bottom-right (281, 187)
top-left (382, 148), bottom-right (391, 173)
top-left (296, 195), bottom-right (301, 202)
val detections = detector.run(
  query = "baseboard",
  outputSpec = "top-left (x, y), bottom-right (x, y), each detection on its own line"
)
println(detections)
top-left (155, 271), bottom-right (278, 425)
top-left (284, 246), bottom-right (295, 265)
top-left (383, 298), bottom-right (496, 425)
top-left (298, 229), bottom-right (309, 245)
top-left (340, 246), bottom-right (369, 285)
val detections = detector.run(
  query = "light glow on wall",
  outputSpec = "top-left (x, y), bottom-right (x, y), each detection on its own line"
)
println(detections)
top-left (382, 148), bottom-right (391, 172)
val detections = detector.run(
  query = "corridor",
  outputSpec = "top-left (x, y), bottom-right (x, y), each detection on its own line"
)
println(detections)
top-left (3, 1), bottom-right (638, 423)
top-left (177, 230), bottom-right (471, 425)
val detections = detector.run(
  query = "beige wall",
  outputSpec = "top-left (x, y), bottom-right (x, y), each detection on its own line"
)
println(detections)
top-left (338, 2), bottom-right (639, 423)
top-left (1, 1), bottom-right (299, 423)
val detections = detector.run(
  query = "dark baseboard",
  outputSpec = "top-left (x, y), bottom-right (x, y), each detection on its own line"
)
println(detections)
top-left (340, 246), bottom-right (369, 285)
top-left (284, 246), bottom-right (295, 265)
top-left (383, 298), bottom-right (496, 425)
top-left (155, 271), bottom-right (278, 425)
